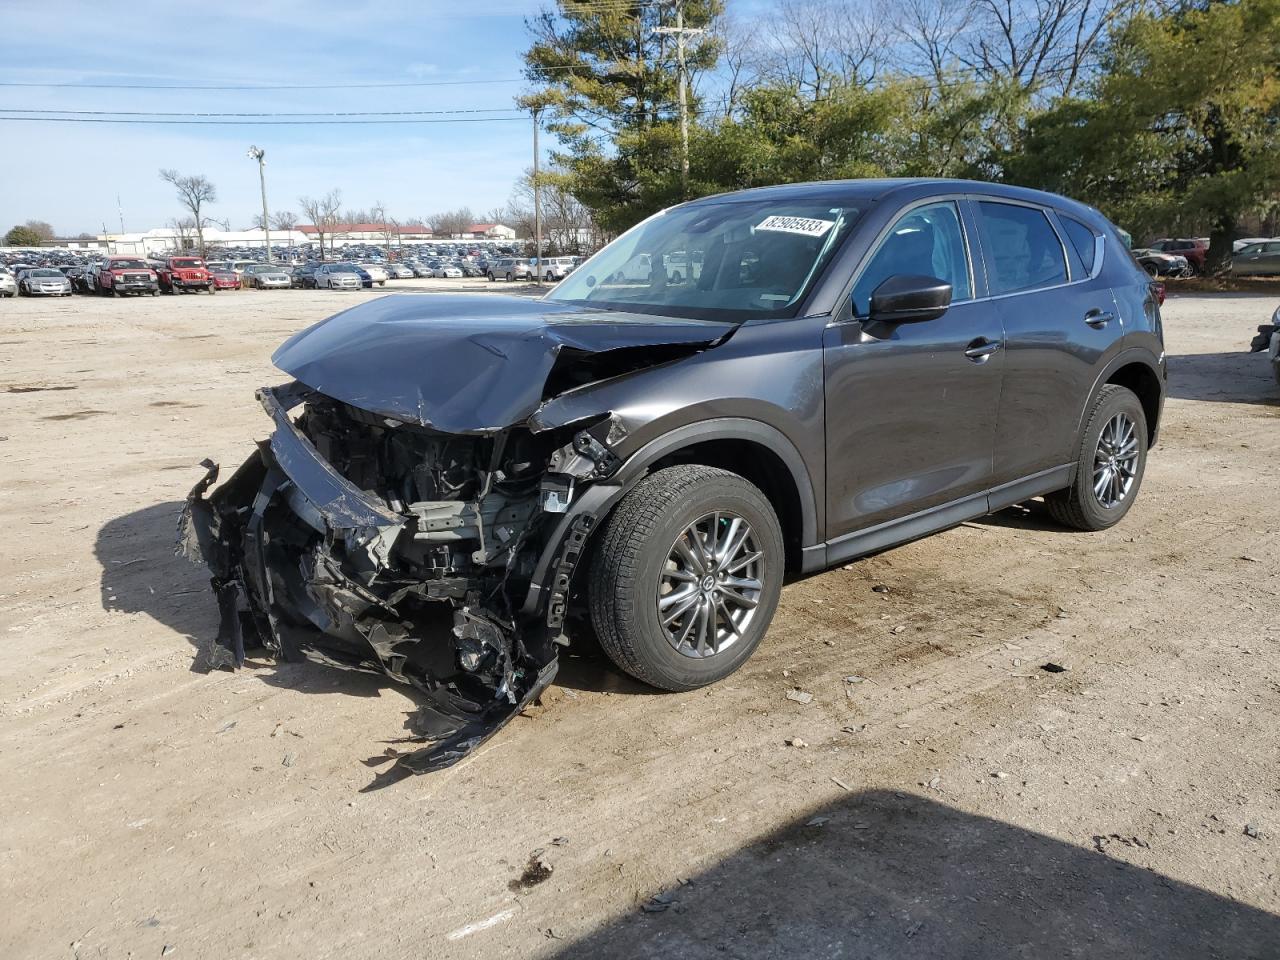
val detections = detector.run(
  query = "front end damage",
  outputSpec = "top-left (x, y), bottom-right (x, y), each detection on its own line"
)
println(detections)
top-left (178, 380), bottom-right (624, 775)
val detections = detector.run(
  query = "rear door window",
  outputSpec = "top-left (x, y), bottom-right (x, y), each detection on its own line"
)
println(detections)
top-left (1059, 215), bottom-right (1099, 275)
top-left (977, 202), bottom-right (1068, 295)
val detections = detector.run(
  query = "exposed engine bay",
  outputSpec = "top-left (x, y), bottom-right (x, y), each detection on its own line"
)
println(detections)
top-left (179, 381), bottom-right (621, 780)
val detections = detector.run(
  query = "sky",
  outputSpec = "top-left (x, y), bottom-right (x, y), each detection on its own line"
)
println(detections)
top-left (0, 1), bottom-right (567, 236)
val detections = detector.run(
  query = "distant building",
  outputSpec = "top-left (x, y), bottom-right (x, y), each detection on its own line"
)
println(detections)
top-left (466, 223), bottom-right (517, 240)
top-left (299, 222), bottom-right (433, 243)
top-left (99, 227), bottom-right (311, 256)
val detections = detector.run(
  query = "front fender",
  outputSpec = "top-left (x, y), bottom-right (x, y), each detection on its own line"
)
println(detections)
top-left (521, 416), bottom-right (822, 621)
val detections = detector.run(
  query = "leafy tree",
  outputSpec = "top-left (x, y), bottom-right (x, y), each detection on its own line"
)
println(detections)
top-left (1010, 0), bottom-right (1280, 270)
top-left (4, 225), bottom-right (44, 246)
top-left (159, 169), bottom-right (217, 256)
top-left (520, 0), bottom-right (723, 233)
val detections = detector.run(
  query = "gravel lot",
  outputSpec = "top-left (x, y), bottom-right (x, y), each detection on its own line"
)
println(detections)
top-left (1, 283), bottom-right (1277, 959)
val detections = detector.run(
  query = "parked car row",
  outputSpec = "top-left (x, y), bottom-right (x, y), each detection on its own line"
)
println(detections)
top-left (1139, 236), bottom-right (1280, 276)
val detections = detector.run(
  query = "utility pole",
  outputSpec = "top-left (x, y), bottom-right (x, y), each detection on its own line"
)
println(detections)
top-left (656, 1), bottom-right (703, 198)
top-left (533, 107), bottom-right (543, 286)
top-left (247, 145), bottom-right (270, 260)
top-left (116, 194), bottom-right (125, 234)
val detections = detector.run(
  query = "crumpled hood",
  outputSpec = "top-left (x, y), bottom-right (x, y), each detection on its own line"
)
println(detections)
top-left (272, 293), bottom-right (735, 433)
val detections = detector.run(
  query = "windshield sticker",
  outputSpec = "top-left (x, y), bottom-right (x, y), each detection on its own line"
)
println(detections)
top-left (755, 215), bottom-right (835, 237)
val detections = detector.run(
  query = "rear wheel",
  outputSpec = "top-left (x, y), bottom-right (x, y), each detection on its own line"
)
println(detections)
top-left (1142, 262), bottom-right (1159, 278)
top-left (589, 465), bottom-right (785, 692)
top-left (1046, 384), bottom-right (1148, 531)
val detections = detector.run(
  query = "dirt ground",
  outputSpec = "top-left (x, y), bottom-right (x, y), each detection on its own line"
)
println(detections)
top-left (1, 282), bottom-right (1277, 960)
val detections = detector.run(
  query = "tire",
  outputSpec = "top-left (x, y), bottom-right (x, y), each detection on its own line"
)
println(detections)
top-left (208, 284), bottom-right (216, 294)
top-left (1045, 384), bottom-right (1148, 531)
top-left (152, 290), bottom-right (159, 297)
top-left (505, 272), bottom-right (513, 282)
top-left (589, 465), bottom-right (785, 692)
top-left (487, 272), bottom-right (495, 282)
top-left (1142, 262), bottom-right (1159, 278)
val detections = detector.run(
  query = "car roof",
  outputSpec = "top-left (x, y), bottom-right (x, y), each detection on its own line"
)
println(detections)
top-left (680, 177), bottom-right (1104, 222)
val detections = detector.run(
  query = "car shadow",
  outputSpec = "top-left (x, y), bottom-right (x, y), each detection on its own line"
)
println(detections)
top-left (1166, 351), bottom-right (1280, 406)
top-left (548, 788), bottom-right (1279, 959)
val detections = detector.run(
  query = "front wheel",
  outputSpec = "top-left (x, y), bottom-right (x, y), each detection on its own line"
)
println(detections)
top-left (1046, 384), bottom-right (1148, 531)
top-left (589, 465), bottom-right (784, 691)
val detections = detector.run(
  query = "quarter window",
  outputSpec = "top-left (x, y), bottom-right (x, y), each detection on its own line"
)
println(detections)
top-left (977, 202), bottom-right (1068, 295)
top-left (1059, 215), bottom-right (1099, 275)
top-left (851, 201), bottom-right (972, 316)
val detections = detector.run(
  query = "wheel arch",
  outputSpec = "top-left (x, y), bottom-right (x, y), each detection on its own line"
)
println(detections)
top-left (1078, 349), bottom-right (1165, 449)
top-left (521, 418), bottom-right (820, 620)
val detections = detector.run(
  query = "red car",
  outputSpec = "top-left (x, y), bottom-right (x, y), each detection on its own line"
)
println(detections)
top-left (155, 256), bottom-right (215, 294)
top-left (1148, 238), bottom-right (1207, 274)
top-left (209, 268), bottom-right (242, 290)
top-left (96, 257), bottom-right (159, 296)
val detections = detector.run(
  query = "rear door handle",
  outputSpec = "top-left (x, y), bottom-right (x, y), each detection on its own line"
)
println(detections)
top-left (964, 337), bottom-right (1002, 362)
top-left (1085, 308), bottom-right (1114, 328)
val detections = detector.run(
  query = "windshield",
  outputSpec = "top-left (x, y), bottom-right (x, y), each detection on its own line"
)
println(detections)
top-left (548, 199), bottom-right (860, 320)
top-left (331, 263), bottom-right (359, 271)
top-left (31, 269), bottom-right (62, 277)
top-left (110, 259), bottom-right (148, 270)
top-left (172, 258), bottom-right (203, 268)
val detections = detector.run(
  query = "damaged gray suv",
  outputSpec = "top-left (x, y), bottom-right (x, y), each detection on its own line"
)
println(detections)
top-left (181, 178), bottom-right (1166, 774)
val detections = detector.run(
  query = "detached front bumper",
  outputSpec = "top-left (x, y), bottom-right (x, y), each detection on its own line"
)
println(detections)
top-left (178, 383), bottom-right (561, 777)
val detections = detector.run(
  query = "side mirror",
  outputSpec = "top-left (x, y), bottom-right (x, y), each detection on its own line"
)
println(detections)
top-left (869, 274), bottom-right (952, 324)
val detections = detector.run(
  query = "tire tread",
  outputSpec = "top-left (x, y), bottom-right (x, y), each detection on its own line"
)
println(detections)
top-left (590, 464), bottom-right (773, 690)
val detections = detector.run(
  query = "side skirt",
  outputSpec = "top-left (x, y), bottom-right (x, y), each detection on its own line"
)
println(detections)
top-left (804, 464), bottom-right (1072, 571)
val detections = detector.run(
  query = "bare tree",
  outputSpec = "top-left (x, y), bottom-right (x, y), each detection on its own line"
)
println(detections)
top-left (885, 0), bottom-right (1136, 97)
top-left (427, 208), bottom-right (476, 239)
top-left (167, 216), bottom-right (197, 251)
top-left (298, 190), bottom-right (342, 259)
top-left (159, 169), bottom-right (216, 256)
top-left (744, 0), bottom-right (892, 101)
top-left (23, 219), bottom-right (56, 241)
top-left (270, 210), bottom-right (299, 233)
top-left (370, 202), bottom-right (401, 256)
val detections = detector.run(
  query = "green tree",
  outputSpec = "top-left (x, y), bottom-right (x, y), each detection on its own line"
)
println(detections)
top-left (4, 225), bottom-right (44, 246)
top-left (520, 0), bottom-right (723, 233)
top-left (1010, 0), bottom-right (1280, 271)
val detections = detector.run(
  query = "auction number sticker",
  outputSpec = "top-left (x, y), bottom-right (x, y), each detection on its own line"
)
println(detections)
top-left (755, 215), bottom-right (835, 237)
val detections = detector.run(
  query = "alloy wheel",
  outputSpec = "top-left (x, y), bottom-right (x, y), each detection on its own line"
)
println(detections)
top-left (1093, 412), bottom-right (1139, 508)
top-left (657, 511), bottom-right (764, 659)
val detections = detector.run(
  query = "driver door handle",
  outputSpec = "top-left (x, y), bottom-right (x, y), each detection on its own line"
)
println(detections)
top-left (964, 337), bottom-right (1002, 362)
top-left (1085, 308), bottom-right (1114, 328)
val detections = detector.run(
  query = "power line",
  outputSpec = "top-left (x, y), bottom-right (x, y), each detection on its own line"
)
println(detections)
top-left (0, 107), bottom-right (520, 118)
top-left (0, 115), bottom-right (528, 126)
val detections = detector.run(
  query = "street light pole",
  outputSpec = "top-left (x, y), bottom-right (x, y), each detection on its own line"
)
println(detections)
top-left (247, 146), bottom-right (270, 260)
